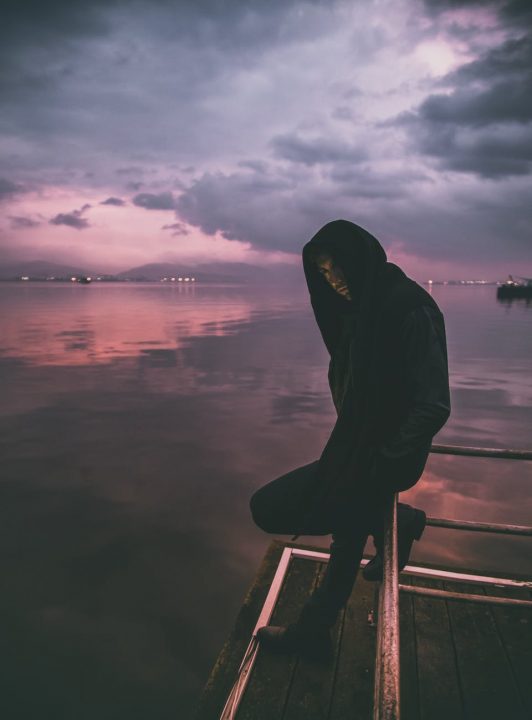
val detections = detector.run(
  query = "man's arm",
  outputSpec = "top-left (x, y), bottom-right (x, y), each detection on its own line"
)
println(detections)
top-left (377, 304), bottom-right (451, 459)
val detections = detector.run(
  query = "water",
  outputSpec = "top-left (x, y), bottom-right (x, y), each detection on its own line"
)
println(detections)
top-left (0, 281), bottom-right (531, 718)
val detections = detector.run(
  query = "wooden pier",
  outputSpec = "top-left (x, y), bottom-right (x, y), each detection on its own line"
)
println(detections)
top-left (195, 539), bottom-right (532, 720)
top-left (195, 444), bottom-right (532, 720)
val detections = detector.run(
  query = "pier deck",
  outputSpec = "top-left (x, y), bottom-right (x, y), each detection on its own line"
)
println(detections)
top-left (195, 539), bottom-right (532, 720)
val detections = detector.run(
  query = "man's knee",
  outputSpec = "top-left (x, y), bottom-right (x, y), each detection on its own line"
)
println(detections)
top-left (249, 487), bottom-right (271, 532)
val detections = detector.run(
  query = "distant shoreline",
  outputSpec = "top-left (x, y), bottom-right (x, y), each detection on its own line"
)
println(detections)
top-left (0, 278), bottom-right (502, 285)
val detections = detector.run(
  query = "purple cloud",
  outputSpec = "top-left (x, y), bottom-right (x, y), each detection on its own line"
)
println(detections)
top-left (132, 192), bottom-right (175, 210)
top-left (161, 222), bottom-right (190, 236)
top-left (9, 215), bottom-right (41, 229)
top-left (49, 204), bottom-right (91, 230)
top-left (100, 197), bottom-right (126, 206)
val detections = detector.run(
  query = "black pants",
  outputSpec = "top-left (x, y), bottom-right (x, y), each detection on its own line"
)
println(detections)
top-left (250, 455), bottom-right (427, 627)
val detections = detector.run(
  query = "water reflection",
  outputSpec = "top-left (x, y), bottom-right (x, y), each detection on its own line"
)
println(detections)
top-left (0, 281), bottom-right (531, 718)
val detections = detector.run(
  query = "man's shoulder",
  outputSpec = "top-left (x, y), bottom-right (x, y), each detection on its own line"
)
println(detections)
top-left (400, 304), bottom-right (438, 327)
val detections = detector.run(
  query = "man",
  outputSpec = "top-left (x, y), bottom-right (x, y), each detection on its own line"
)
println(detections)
top-left (249, 219), bottom-right (451, 660)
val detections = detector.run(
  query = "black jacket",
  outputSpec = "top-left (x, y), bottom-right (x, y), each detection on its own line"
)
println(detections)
top-left (292, 219), bottom-right (451, 537)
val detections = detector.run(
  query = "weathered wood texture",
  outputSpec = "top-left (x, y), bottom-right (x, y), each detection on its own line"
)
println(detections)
top-left (195, 543), bottom-right (532, 720)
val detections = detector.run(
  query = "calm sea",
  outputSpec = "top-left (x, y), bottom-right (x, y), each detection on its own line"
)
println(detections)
top-left (1, 281), bottom-right (531, 718)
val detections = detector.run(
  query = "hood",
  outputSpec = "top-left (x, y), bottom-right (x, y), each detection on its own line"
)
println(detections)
top-left (302, 219), bottom-right (388, 359)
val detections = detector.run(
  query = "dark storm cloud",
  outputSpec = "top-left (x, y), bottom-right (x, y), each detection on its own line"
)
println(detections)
top-left (445, 36), bottom-right (532, 85)
top-left (175, 170), bottom-right (302, 249)
top-left (49, 204), bottom-right (91, 230)
top-left (417, 78), bottom-right (532, 128)
top-left (100, 196), bottom-right (126, 206)
top-left (415, 125), bottom-right (532, 177)
top-left (399, 35), bottom-right (532, 178)
top-left (132, 192), bottom-right (175, 210)
top-left (423, 0), bottom-right (532, 23)
top-left (0, 0), bottom-right (331, 159)
top-left (9, 216), bottom-right (42, 229)
top-left (270, 133), bottom-right (367, 166)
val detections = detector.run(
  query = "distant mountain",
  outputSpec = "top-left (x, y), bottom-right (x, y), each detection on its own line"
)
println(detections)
top-left (0, 260), bottom-right (95, 279)
top-left (117, 261), bottom-right (300, 284)
top-left (0, 258), bottom-right (302, 285)
top-left (116, 262), bottom-right (241, 283)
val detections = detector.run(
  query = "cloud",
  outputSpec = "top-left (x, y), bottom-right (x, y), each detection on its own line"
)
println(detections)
top-left (0, 178), bottom-right (25, 201)
top-left (100, 196), bottom-right (125, 206)
top-left (49, 204), bottom-right (91, 230)
top-left (115, 166), bottom-right (145, 176)
top-left (1, 0), bottom-right (531, 275)
top-left (423, 0), bottom-right (532, 25)
top-left (9, 215), bottom-right (42, 229)
top-left (415, 125), bottom-right (532, 177)
top-left (398, 36), bottom-right (532, 178)
top-left (161, 222), bottom-right (190, 236)
top-left (270, 133), bottom-right (367, 166)
top-left (132, 192), bottom-right (175, 211)
top-left (175, 169), bottom-right (304, 250)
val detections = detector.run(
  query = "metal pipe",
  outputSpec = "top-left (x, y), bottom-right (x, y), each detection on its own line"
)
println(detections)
top-left (426, 517), bottom-right (532, 536)
top-left (373, 493), bottom-right (401, 720)
top-left (400, 584), bottom-right (532, 608)
top-left (430, 443), bottom-right (532, 460)
top-left (398, 563), bottom-right (532, 590)
top-left (220, 546), bottom-right (293, 720)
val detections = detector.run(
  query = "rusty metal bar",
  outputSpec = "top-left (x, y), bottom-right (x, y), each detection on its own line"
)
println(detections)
top-left (400, 584), bottom-right (532, 608)
top-left (373, 493), bottom-right (400, 720)
top-left (426, 516), bottom-right (532, 536)
top-left (430, 443), bottom-right (532, 460)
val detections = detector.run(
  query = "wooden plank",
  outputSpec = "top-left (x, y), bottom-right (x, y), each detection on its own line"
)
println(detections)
top-left (487, 584), bottom-right (532, 715)
top-left (281, 564), bottom-right (345, 720)
top-left (328, 575), bottom-right (377, 720)
top-left (195, 539), bottom-right (286, 720)
top-left (237, 555), bottom-right (321, 720)
top-left (444, 579), bottom-right (528, 720)
top-left (412, 577), bottom-right (463, 720)
top-left (398, 576), bottom-right (419, 720)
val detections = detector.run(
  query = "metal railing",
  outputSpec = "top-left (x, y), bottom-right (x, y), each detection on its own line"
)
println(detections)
top-left (372, 442), bottom-right (532, 720)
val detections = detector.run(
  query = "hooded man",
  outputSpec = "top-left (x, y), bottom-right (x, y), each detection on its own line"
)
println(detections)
top-left (249, 219), bottom-right (451, 660)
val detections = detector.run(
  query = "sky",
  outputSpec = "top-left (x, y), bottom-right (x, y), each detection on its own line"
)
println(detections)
top-left (1, 0), bottom-right (531, 279)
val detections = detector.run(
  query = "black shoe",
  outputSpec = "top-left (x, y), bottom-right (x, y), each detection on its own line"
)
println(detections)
top-left (363, 508), bottom-right (426, 582)
top-left (256, 622), bottom-right (332, 661)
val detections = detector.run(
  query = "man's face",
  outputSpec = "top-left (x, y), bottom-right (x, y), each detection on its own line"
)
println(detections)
top-left (315, 253), bottom-right (352, 300)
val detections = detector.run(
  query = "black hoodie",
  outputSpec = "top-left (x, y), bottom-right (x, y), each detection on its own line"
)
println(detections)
top-left (294, 219), bottom-right (450, 537)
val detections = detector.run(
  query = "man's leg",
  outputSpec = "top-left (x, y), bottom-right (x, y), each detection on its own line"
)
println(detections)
top-left (300, 525), bottom-right (369, 627)
top-left (363, 502), bottom-right (426, 581)
top-left (249, 460), bottom-right (332, 536)
top-left (257, 494), bottom-right (372, 660)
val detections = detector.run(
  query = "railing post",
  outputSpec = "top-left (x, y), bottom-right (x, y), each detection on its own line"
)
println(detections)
top-left (373, 493), bottom-right (400, 720)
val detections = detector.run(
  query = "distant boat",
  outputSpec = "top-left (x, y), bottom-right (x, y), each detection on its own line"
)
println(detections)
top-left (497, 274), bottom-right (532, 298)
